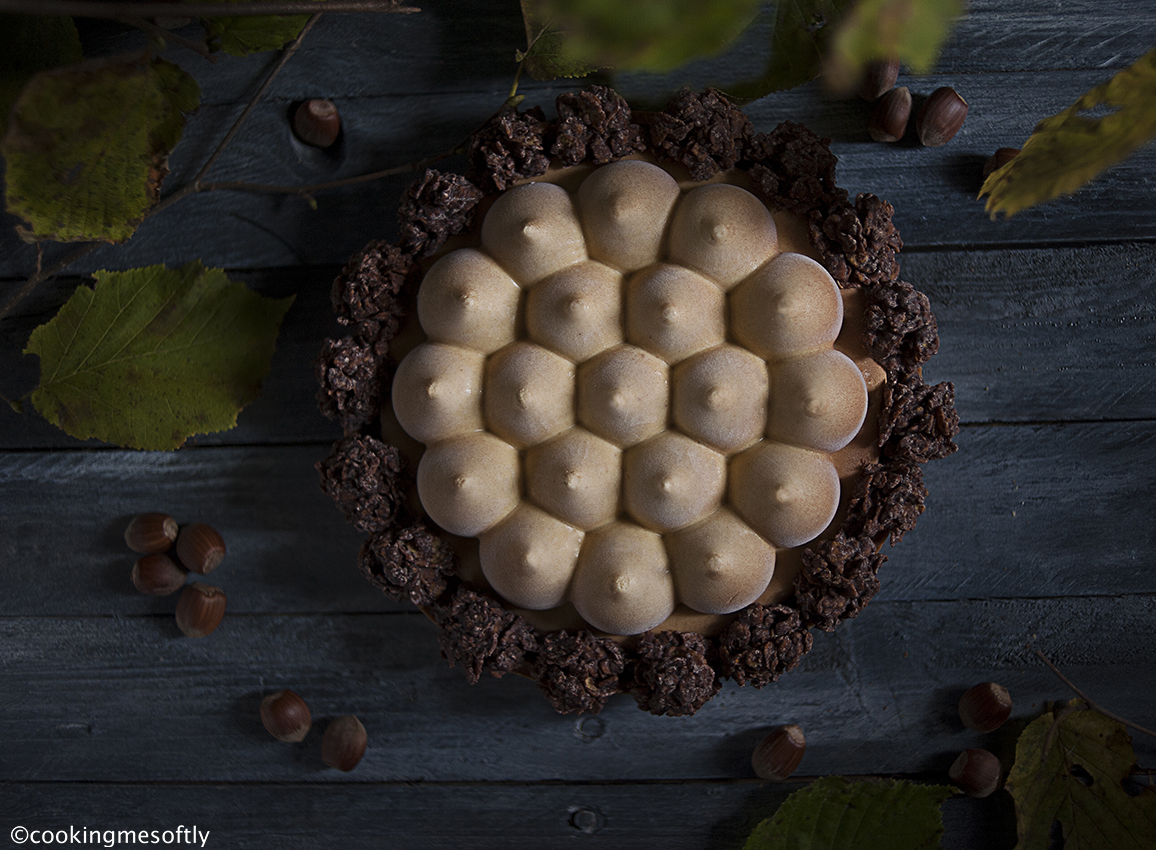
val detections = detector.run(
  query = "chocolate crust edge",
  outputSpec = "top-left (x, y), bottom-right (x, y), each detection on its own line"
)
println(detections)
top-left (315, 85), bottom-right (960, 717)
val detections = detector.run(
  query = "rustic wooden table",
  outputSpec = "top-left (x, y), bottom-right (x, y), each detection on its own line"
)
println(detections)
top-left (2, 2), bottom-right (1154, 848)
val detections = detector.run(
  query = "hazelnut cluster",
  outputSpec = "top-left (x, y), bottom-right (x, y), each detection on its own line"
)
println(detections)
top-left (391, 162), bottom-right (872, 636)
top-left (860, 60), bottom-right (968, 148)
top-left (125, 512), bottom-right (227, 638)
top-left (950, 681), bottom-right (1014, 797)
top-left (259, 689), bottom-right (368, 772)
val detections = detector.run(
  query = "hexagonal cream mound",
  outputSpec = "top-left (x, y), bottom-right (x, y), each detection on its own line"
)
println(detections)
top-left (673, 345), bottom-right (769, 453)
top-left (481, 182), bottom-right (586, 284)
top-left (577, 344), bottom-right (669, 447)
top-left (479, 504), bottom-right (584, 610)
top-left (526, 261), bottom-right (624, 361)
top-left (570, 522), bottom-right (675, 635)
top-left (390, 342), bottom-right (484, 444)
top-left (666, 509), bottom-right (776, 615)
top-left (483, 342), bottom-right (575, 449)
top-left (391, 159), bottom-right (878, 635)
top-left (731, 252), bottom-right (843, 360)
top-left (626, 264), bottom-right (725, 363)
top-left (525, 428), bottom-right (621, 531)
top-left (417, 248), bottom-right (521, 353)
top-left (576, 160), bottom-right (681, 271)
top-left (668, 183), bottom-right (778, 289)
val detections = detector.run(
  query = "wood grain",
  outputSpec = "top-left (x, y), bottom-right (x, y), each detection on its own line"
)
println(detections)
top-left (1, 596), bottom-right (1153, 783)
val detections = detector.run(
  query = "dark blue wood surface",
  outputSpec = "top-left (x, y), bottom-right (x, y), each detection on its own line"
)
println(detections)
top-left (2, 2), bottom-right (1155, 848)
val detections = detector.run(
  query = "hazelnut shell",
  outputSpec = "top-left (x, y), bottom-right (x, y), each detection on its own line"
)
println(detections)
top-left (983, 147), bottom-right (1021, 178)
top-left (868, 86), bottom-right (912, 143)
top-left (858, 57), bottom-right (900, 102)
top-left (949, 747), bottom-right (1002, 798)
top-left (958, 681), bottom-right (1012, 732)
top-left (916, 86), bottom-right (969, 147)
top-left (260, 690), bottom-right (312, 743)
top-left (174, 582), bottom-right (227, 638)
top-left (175, 523), bottom-right (226, 575)
top-left (124, 512), bottom-right (178, 554)
top-left (322, 715), bottom-right (367, 772)
top-left (131, 553), bottom-right (188, 596)
top-left (751, 724), bottom-right (806, 781)
top-left (293, 99), bottom-right (341, 149)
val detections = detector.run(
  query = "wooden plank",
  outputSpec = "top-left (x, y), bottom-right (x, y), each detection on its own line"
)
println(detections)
top-left (3, 68), bottom-right (1156, 279)
top-left (1, 421), bottom-right (1155, 613)
top-left (0, 779), bottom-right (1017, 850)
top-left (1, 596), bottom-right (1153, 783)
top-left (3, 241), bottom-right (1156, 449)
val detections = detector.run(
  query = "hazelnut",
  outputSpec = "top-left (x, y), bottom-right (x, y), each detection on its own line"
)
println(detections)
top-left (131, 553), bottom-right (188, 596)
top-left (260, 690), bottom-right (312, 743)
top-left (124, 512), bottom-right (178, 554)
top-left (949, 747), bottom-right (1002, 798)
top-left (751, 724), bottom-right (806, 781)
top-left (321, 715), bottom-right (367, 772)
top-left (175, 523), bottom-right (226, 575)
top-left (174, 583), bottom-right (226, 638)
top-left (868, 86), bottom-right (912, 143)
top-left (292, 99), bottom-right (341, 149)
top-left (858, 57), bottom-right (900, 101)
top-left (983, 147), bottom-right (1021, 178)
top-left (958, 682), bottom-right (1012, 732)
top-left (916, 86), bottom-right (968, 147)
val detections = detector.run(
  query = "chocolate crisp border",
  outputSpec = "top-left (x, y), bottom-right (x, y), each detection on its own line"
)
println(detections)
top-left (315, 87), bottom-right (960, 717)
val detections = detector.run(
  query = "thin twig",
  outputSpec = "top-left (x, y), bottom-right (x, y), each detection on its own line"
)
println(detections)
top-left (1036, 650), bottom-right (1156, 742)
top-left (153, 11), bottom-right (322, 217)
top-left (121, 16), bottom-right (218, 62)
top-left (0, 1), bottom-right (419, 16)
top-left (0, 242), bottom-right (103, 322)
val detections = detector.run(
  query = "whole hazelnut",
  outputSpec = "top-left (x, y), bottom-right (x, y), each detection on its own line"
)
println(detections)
top-left (321, 715), bottom-right (367, 772)
top-left (260, 690), bottom-right (312, 743)
top-left (131, 553), bottom-right (188, 596)
top-left (958, 682), bottom-right (1012, 732)
top-left (174, 583), bottom-right (227, 638)
top-left (858, 57), bottom-right (900, 102)
top-left (175, 523), bottom-right (226, 575)
top-left (949, 747), bottom-right (1002, 798)
top-left (751, 724), bottom-right (806, 781)
top-left (983, 147), bottom-right (1021, 178)
top-left (124, 512), bottom-right (178, 554)
top-left (292, 99), bottom-right (341, 149)
top-left (868, 86), bottom-right (912, 143)
top-left (916, 86), bottom-right (969, 147)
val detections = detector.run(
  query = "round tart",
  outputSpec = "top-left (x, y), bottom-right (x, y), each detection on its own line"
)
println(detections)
top-left (317, 87), bottom-right (959, 716)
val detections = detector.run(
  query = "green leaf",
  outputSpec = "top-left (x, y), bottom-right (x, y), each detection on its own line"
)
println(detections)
top-left (523, 0), bottom-right (761, 74)
top-left (23, 262), bottom-right (295, 450)
top-left (518, 1), bottom-right (598, 81)
top-left (1, 54), bottom-right (200, 243)
top-left (745, 777), bottom-right (957, 850)
top-left (201, 0), bottom-right (324, 56)
top-left (1005, 700), bottom-right (1156, 850)
top-left (980, 47), bottom-right (1156, 218)
top-left (0, 14), bottom-right (83, 137)
top-left (828, 0), bottom-right (963, 91)
top-left (727, 0), bottom-right (855, 99)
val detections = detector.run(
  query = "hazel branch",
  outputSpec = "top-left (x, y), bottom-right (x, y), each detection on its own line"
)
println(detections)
top-left (0, 1), bottom-right (419, 16)
top-left (1036, 650), bottom-right (1156, 742)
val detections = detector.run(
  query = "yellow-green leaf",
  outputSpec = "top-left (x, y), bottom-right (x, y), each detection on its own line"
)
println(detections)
top-left (24, 263), bottom-right (295, 451)
top-left (201, 0), bottom-right (325, 56)
top-left (1006, 700), bottom-right (1156, 850)
top-left (980, 47), bottom-right (1156, 218)
top-left (827, 0), bottom-right (963, 92)
top-left (1, 54), bottom-right (200, 243)
top-left (0, 13), bottom-right (83, 137)
top-left (523, 0), bottom-right (761, 74)
top-left (745, 777), bottom-right (957, 850)
top-left (518, 0), bottom-right (598, 81)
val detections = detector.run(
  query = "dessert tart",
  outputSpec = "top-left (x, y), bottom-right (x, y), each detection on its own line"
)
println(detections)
top-left (316, 87), bottom-right (959, 716)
